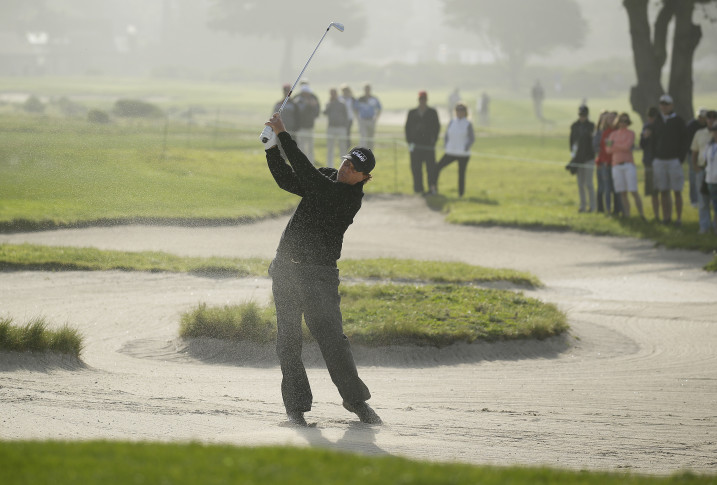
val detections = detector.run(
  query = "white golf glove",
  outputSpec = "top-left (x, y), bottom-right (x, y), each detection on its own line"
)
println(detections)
top-left (262, 130), bottom-right (278, 150)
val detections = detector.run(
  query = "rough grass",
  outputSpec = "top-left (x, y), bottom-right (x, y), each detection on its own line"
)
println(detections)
top-left (179, 284), bottom-right (567, 347)
top-left (0, 317), bottom-right (83, 357)
top-left (1, 441), bottom-right (713, 485)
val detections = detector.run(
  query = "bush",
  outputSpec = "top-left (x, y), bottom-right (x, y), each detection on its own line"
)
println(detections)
top-left (22, 95), bottom-right (45, 114)
top-left (87, 109), bottom-right (111, 124)
top-left (113, 98), bottom-right (164, 118)
top-left (55, 96), bottom-right (86, 117)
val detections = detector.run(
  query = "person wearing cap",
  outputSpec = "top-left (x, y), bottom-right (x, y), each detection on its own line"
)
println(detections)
top-left (405, 90), bottom-right (441, 194)
top-left (702, 121), bottom-right (717, 233)
top-left (691, 111), bottom-right (717, 233)
top-left (261, 112), bottom-right (381, 427)
top-left (686, 108), bottom-right (711, 207)
top-left (435, 103), bottom-right (475, 197)
top-left (653, 94), bottom-right (688, 225)
top-left (569, 105), bottom-right (596, 213)
top-left (355, 83), bottom-right (382, 150)
top-left (606, 113), bottom-right (646, 220)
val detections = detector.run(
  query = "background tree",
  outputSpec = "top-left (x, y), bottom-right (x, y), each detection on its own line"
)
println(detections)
top-left (625, 0), bottom-right (717, 121)
top-left (442, 0), bottom-right (587, 90)
top-left (207, 0), bottom-right (367, 82)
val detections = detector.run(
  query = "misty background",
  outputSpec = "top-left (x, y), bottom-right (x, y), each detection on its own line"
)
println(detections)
top-left (2, 0), bottom-right (716, 98)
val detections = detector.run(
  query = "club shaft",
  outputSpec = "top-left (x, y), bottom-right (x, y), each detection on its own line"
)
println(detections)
top-left (277, 26), bottom-right (330, 113)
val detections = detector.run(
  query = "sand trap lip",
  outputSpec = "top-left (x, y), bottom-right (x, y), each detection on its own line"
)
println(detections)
top-left (118, 334), bottom-right (576, 368)
top-left (0, 351), bottom-right (86, 372)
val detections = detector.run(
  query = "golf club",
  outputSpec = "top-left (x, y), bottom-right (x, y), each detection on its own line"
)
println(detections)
top-left (260, 21), bottom-right (345, 143)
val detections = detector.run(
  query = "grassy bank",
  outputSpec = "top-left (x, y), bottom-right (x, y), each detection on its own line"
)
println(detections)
top-left (0, 244), bottom-right (542, 286)
top-left (1, 441), bottom-right (713, 485)
top-left (179, 284), bottom-right (567, 347)
top-left (0, 317), bottom-right (83, 357)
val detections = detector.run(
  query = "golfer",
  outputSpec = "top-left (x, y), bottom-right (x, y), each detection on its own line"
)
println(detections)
top-left (262, 112), bottom-right (381, 427)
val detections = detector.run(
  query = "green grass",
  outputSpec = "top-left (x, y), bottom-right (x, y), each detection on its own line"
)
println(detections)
top-left (0, 317), bottom-right (83, 357)
top-left (0, 244), bottom-right (542, 286)
top-left (179, 284), bottom-right (567, 347)
top-left (340, 284), bottom-right (566, 345)
top-left (1, 441), bottom-right (713, 485)
top-left (0, 243), bottom-right (270, 277)
top-left (1, 80), bottom-right (716, 264)
top-left (180, 302), bottom-right (278, 343)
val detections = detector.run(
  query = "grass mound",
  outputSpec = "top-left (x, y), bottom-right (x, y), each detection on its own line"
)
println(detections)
top-left (0, 317), bottom-right (83, 357)
top-left (179, 284), bottom-right (567, 347)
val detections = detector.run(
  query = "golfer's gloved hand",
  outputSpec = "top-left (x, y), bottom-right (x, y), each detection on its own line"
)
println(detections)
top-left (408, 143), bottom-right (415, 152)
top-left (262, 130), bottom-right (278, 151)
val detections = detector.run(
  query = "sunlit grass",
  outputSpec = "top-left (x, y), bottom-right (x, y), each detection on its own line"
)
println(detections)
top-left (0, 317), bottom-right (83, 357)
top-left (0, 244), bottom-right (542, 285)
top-left (179, 284), bottom-right (566, 347)
top-left (1, 85), bottom-right (715, 260)
top-left (1, 441), bottom-right (713, 485)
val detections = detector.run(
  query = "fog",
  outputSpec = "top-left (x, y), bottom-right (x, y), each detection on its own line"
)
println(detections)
top-left (2, 0), bottom-right (716, 94)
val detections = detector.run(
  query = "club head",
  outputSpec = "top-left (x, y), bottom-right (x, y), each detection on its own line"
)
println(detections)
top-left (329, 22), bottom-right (344, 32)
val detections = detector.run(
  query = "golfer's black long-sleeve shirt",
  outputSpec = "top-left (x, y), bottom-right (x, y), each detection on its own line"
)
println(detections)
top-left (266, 131), bottom-right (364, 266)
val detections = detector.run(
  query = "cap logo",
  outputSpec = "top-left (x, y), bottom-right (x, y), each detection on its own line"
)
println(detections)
top-left (351, 150), bottom-right (367, 162)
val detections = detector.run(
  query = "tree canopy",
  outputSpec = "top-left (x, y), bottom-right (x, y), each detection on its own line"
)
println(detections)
top-left (208, 0), bottom-right (367, 82)
top-left (442, 0), bottom-right (587, 89)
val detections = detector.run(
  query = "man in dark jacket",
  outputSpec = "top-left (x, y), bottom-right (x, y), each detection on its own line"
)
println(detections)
top-left (569, 105), bottom-right (596, 212)
top-left (653, 94), bottom-right (688, 225)
top-left (639, 106), bottom-right (661, 219)
top-left (262, 112), bottom-right (381, 427)
top-left (405, 91), bottom-right (441, 194)
top-left (294, 83), bottom-right (321, 164)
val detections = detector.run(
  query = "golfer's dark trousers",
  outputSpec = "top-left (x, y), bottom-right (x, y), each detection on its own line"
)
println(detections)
top-left (410, 147), bottom-right (437, 193)
top-left (269, 258), bottom-right (371, 413)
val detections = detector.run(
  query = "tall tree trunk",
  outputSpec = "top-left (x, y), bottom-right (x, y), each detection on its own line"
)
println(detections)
top-left (669, 0), bottom-right (701, 120)
top-left (624, 0), bottom-right (665, 122)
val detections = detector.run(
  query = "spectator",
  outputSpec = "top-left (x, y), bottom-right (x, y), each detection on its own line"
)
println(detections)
top-left (478, 92), bottom-right (490, 127)
top-left (569, 105), bottom-right (596, 213)
top-left (448, 88), bottom-right (461, 120)
top-left (702, 122), bottom-right (717, 232)
top-left (593, 110), bottom-right (608, 212)
top-left (606, 113), bottom-right (645, 219)
top-left (639, 106), bottom-right (661, 220)
top-left (405, 91), bottom-right (441, 194)
top-left (356, 83), bottom-right (382, 150)
top-left (273, 83), bottom-right (299, 136)
top-left (339, 84), bottom-right (356, 148)
top-left (653, 94), bottom-right (687, 225)
top-left (690, 110), bottom-right (717, 234)
top-left (686, 108), bottom-right (710, 207)
top-left (324, 88), bottom-right (350, 168)
top-left (294, 83), bottom-right (321, 164)
top-left (435, 103), bottom-right (475, 198)
top-left (596, 111), bottom-right (620, 215)
top-left (531, 80), bottom-right (545, 121)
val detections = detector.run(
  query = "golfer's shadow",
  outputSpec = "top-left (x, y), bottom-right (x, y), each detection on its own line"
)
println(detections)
top-left (296, 422), bottom-right (388, 457)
